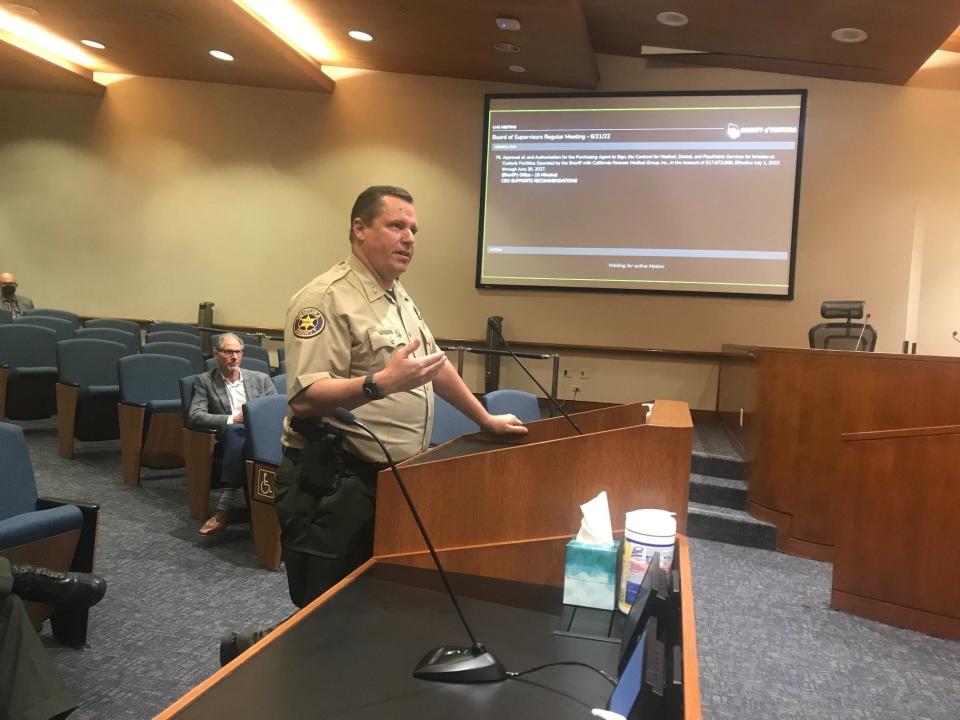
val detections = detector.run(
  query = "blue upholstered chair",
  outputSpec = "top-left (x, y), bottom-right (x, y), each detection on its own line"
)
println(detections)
top-left (23, 308), bottom-right (80, 330)
top-left (430, 394), bottom-right (480, 446)
top-left (0, 421), bottom-right (100, 646)
top-left (75, 327), bottom-right (139, 354)
top-left (178, 374), bottom-right (219, 521)
top-left (117, 354), bottom-right (190, 485)
top-left (243, 393), bottom-right (289, 570)
top-left (15, 314), bottom-right (74, 341)
top-left (149, 322), bottom-right (199, 336)
top-left (203, 356), bottom-right (271, 375)
top-left (240, 344), bottom-right (270, 364)
top-left (0, 323), bottom-right (58, 420)
top-left (231, 331), bottom-right (263, 347)
top-left (141, 341), bottom-right (205, 374)
top-left (271, 373), bottom-right (286, 394)
top-left (56, 338), bottom-right (132, 459)
top-left (85, 318), bottom-right (141, 337)
top-left (483, 389), bottom-right (541, 423)
top-left (146, 330), bottom-right (202, 347)
top-left (0, 308), bottom-right (12, 325)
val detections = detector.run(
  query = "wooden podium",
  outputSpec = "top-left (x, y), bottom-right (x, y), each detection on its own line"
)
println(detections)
top-left (374, 399), bottom-right (694, 586)
top-left (718, 346), bottom-right (960, 560)
top-left (156, 400), bottom-right (702, 720)
top-left (833, 424), bottom-right (960, 639)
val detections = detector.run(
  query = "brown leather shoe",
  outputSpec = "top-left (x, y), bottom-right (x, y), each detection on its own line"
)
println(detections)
top-left (198, 510), bottom-right (230, 536)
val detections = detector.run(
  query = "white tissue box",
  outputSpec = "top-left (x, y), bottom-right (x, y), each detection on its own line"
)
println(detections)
top-left (563, 539), bottom-right (618, 611)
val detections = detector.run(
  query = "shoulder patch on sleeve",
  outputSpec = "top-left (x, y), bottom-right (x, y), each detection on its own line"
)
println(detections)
top-left (293, 307), bottom-right (325, 338)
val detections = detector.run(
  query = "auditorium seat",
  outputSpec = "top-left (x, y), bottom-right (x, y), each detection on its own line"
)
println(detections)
top-left (56, 338), bottom-right (132, 459)
top-left (0, 324), bottom-right (58, 420)
top-left (430, 395), bottom-right (480, 446)
top-left (149, 322), bottom-right (200, 336)
top-left (85, 318), bottom-right (140, 337)
top-left (238, 343), bottom-right (270, 365)
top-left (23, 308), bottom-right (80, 330)
top-left (146, 330), bottom-right (202, 347)
top-left (178, 375), bottom-right (218, 521)
top-left (243, 393), bottom-right (289, 570)
top-left (271, 373), bottom-right (286, 394)
top-left (203, 356), bottom-right (271, 375)
top-left (231, 331), bottom-right (262, 347)
top-left (75, 327), bottom-right (139, 354)
top-left (141, 341), bottom-right (205, 374)
top-left (0, 308), bottom-right (12, 325)
top-left (483, 388), bottom-right (541, 423)
top-left (117, 354), bottom-right (190, 485)
top-left (0, 421), bottom-right (100, 646)
top-left (15, 314), bottom-right (75, 341)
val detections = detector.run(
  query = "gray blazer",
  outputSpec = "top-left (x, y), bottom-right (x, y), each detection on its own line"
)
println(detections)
top-left (187, 368), bottom-right (276, 436)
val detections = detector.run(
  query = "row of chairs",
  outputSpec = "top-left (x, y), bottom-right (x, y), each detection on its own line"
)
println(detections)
top-left (430, 388), bottom-right (541, 445)
top-left (0, 323), bottom-right (281, 421)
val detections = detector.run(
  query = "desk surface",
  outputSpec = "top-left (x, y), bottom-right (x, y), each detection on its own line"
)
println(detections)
top-left (162, 563), bottom-right (619, 720)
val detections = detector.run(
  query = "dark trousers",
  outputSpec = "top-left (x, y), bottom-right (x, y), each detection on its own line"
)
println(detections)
top-left (220, 424), bottom-right (247, 488)
top-left (0, 558), bottom-right (76, 720)
top-left (275, 451), bottom-right (382, 608)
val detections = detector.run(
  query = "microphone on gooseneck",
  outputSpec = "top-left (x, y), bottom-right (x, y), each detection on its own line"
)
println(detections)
top-left (952, 331), bottom-right (960, 345)
top-left (855, 312), bottom-right (872, 351)
top-left (333, 408), bottom-right (506, 684)
top-left (486, 318), bottom-right (583, 435)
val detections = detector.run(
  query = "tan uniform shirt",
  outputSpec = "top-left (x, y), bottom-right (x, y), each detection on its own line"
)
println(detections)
top-left (282, 252), bottom-right (438, 463)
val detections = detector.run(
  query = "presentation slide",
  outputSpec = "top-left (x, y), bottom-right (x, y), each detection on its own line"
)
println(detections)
top-left (476, 91), bottom-right (806, 298)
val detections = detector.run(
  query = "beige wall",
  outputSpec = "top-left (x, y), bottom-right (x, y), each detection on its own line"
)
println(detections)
top-left (2, 54), bottom-right (959, 408)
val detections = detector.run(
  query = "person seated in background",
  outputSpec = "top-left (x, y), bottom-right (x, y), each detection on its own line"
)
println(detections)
top-left (0, 271), bottom-right (34, 318)
top-left (188, 333), bottom-right (276, 535)
top-left (0, 557), bottom-right (106, 720)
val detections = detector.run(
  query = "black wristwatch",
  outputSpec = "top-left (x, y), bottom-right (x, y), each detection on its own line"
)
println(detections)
top-left (362, 372), bottom-right (384, 400)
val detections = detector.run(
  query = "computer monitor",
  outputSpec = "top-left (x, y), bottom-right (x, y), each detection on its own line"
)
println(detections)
top-left (607, 616), bottom-right (665, 719)
top-left (618, 552), bottom-right (669, 675)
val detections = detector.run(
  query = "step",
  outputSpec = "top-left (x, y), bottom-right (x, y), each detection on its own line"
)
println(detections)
top-left (689, 473), bottom-right (747, 510)
top-left (691, 451), bottom-right (744, 481)
top-left (685, 501), bottom-right (776, 550)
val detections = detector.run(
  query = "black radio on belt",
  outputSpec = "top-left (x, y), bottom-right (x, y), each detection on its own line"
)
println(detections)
top-left (290, 417), bottom-right (345, 497)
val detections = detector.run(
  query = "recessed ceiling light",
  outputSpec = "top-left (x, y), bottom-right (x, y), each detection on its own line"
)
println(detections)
top-left (496, 17), bottom-right (521, 32)
top-left (80, 39), bottom-right (105, 49)
top-left (656, 11), bottom-right (689, 27)
top-left (4, 3), bottom-right (40, 18)
top-left (831, 27), bottom-right (867, 43)
top-left (509, 64), bottom-right (526, 73)
top-left (494, 42), bottom-right (520, 53)
top-left (209, 50), bottom-right (234, 62)
top-left (348, 30), bottom-right (373, 42)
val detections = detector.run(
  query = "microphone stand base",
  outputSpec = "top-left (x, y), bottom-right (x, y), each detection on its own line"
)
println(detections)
top-left (414, 643), bottom-right (507, 684)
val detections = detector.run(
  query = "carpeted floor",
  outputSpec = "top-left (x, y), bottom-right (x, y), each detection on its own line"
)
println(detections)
top-left (17, 420), bottom-right (960, 719)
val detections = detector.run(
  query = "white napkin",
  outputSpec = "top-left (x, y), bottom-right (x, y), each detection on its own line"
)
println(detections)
top-left (575, 491), bottom-right (614, 546)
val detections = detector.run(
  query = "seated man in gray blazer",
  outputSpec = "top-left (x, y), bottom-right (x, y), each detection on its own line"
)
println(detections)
top-left (188, 333), bottom-right (276, 535)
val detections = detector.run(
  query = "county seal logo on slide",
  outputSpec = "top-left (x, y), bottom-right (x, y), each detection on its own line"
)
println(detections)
top-left (293, 307), bottom-right (325, 338)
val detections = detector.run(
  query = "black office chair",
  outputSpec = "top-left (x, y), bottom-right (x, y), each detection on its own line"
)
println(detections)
top-left (808, 300), bottom-right (877, 351)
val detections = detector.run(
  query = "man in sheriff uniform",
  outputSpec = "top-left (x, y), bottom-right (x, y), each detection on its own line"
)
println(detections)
top-left (276, 185), bottom-right (527, 607)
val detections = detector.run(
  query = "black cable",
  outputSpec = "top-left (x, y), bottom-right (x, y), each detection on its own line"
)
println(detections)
top-left (507, 661), bottom-right (616, 686)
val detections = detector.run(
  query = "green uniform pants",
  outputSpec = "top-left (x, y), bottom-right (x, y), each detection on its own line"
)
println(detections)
top-left (0, 557), bottom-right (76, 720)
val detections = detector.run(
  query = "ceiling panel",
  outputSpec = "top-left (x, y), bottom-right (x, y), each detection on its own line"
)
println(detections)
top-left (583, 0), bottom-right (960, 85)
top-left (0, 1), bottom-right (959, 96)
top-left (0, 34), bottom-right (103, 94)
top-left (0, 0), bottom-right (334, 92)
top-left (298, 0), bottom-right (599, 89)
